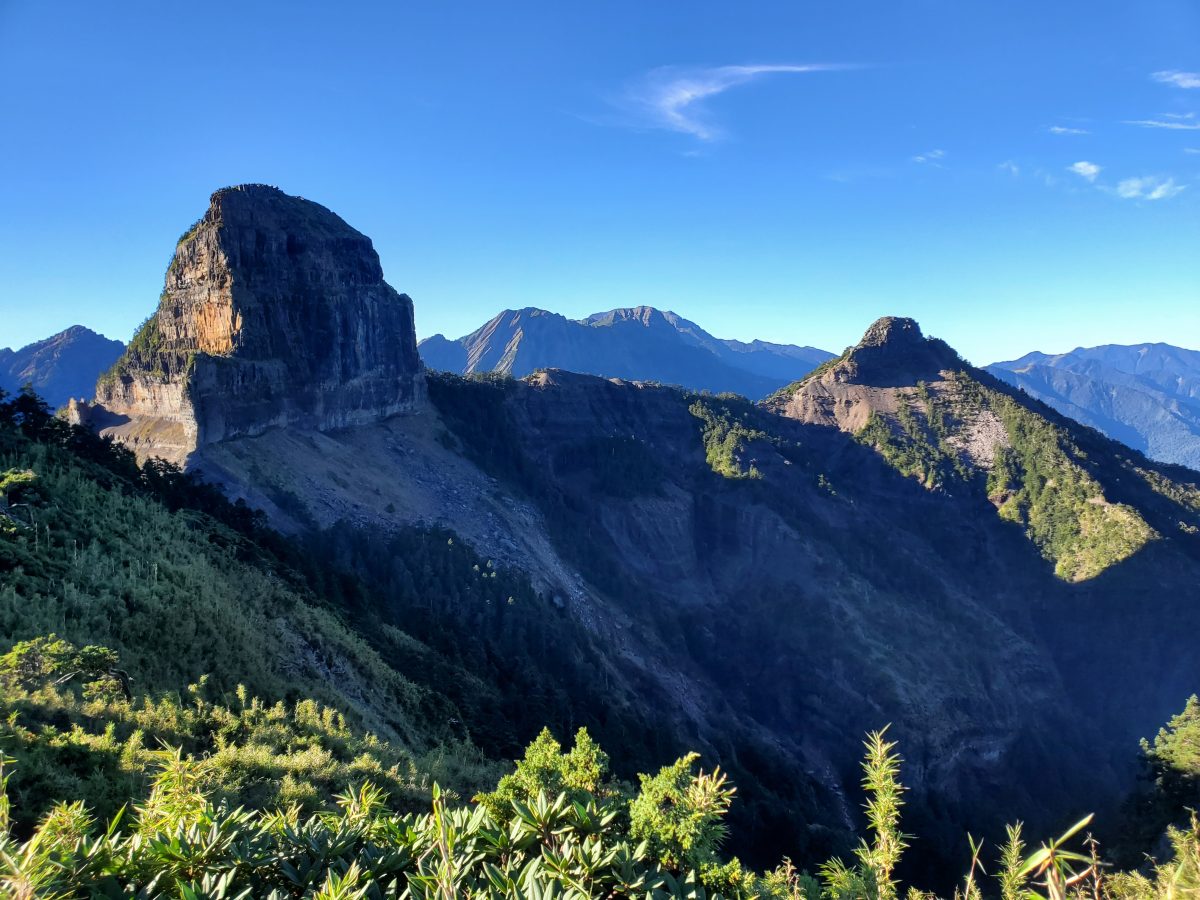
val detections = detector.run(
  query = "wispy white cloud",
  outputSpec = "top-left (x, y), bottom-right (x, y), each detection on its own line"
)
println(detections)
top-left (1114, 175), bottom-right (1185, 200)
top-left (912, 148), bottom-right (945, 164)
top-left (1068, 160), bottom-right (1101, 181)
top-left (1048, 125), bottom-right (1089, 135)
top-left (616, 63), bottom-right (851, 141)
top-left (1164, 112), bottom-right (1197, 119)
top-left (1152, 70), bottom-right (1200, 89)
top-left (998, 160), bottom-right (1020, 176)
top-left (1185, 147), bottom-right (1200, 154)
top-left (1125, 118), bottom-right (1200, 130)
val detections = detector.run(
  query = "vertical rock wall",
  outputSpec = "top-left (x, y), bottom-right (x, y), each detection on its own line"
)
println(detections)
top-left (84, 184), bottom-right (424, 462)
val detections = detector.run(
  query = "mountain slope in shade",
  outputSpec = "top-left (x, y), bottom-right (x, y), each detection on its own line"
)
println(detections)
top-left (418, 306), bottom-right (833, 399)
top-left (0, 325), bottom-right (124, 409)
top-left (202, 318), bottom-right (1200, 870)
top-left (987, 343), bottom-right (1200, 472)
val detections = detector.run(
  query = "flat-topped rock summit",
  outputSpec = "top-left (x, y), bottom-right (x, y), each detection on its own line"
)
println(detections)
top-left (73, 185), bottom-right (424, 463)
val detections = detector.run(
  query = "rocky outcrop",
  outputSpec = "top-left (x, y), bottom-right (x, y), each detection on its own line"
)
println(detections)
top-left (78, 185), bottom-right (424, 463)
top-left (766, 316), bottom-right (964, 431)
top-left (840, 316), bottom-right (962, 384)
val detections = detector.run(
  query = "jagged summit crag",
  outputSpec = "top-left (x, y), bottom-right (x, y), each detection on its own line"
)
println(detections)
top-left (767, 316), bottom-right (961, 431)
top-left (74, 184), bottom-right (423, 463)
top-left (836, 316), bottom-right (962, 384)
top-left (769, 315), bottom-right (1192, 583)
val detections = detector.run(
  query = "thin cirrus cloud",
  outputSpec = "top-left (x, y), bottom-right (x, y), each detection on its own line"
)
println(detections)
top-left (1048, 125), bottom-right (1089, 135)
top-left (615, 63), bottom-right (851, 141)
top-left (1125, 118), bottom-right (1200, 130)
top-left (1115, 176), bottom-right (1185, 200)
top-left (1068, 160), bottom-right (1101, 181)
top-left (1152, 70), bottom-right (1200, 89)
top-left (912, 149), bottom-right (945, 164)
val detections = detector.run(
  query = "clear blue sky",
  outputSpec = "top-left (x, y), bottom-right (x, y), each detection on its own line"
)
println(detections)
top-left (1, 1), bottom-right (1198, 364)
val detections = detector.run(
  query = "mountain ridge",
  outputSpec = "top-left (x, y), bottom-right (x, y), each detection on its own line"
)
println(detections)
top-left (0, 325), bottom-right (124, 409)
top-left (13, 318), bottom-right (1200, 479)
top-left (989, 342), bottom-right (1200, 471)
top-left (418, 304), bottom-right (834, 398)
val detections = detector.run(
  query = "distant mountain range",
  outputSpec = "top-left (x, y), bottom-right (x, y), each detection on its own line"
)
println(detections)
top-left (418, 306), bottom-right (835, 399)
top-left (8, 314), bottom-right (1200, 473)
top-left (0, 325), bottom-right (124, 410)
top-left (988, 344), bottom-right (1200, 471)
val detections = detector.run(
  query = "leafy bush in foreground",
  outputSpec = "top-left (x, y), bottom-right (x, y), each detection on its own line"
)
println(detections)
top-left (2, 721), bottom-right (1198, 899)
top-left (0, 636), bottom-right (495, 841)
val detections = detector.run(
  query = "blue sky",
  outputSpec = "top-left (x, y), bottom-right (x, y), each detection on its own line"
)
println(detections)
top-left (1, 1), bottom-right (1198, 364)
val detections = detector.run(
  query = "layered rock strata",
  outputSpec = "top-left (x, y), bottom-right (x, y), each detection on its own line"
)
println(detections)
top-left (74, 185), bottom-right (423, 463)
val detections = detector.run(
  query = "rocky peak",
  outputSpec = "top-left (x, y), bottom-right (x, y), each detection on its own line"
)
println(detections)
top-left (858, 315), bottom-right (924, 349)
top-left (79, 185), bottom-right (424, 464)
top-left (766, 316), bottom-right (968, 430)
top-left (823, 316), bottom-right (963, 387)
top-left (582, 306), bottom-right (686, 330)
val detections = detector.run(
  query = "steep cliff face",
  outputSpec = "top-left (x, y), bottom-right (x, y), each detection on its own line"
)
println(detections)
top-left (83, 185), bottom-right (423, 462)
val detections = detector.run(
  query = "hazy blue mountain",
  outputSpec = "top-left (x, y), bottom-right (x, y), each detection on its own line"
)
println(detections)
top-left (419, 306), bottom-right (833, 399)
top-left (0, 325), bottom-right (124, 409)
top-left (988, 343), bottom-right (1200, 471)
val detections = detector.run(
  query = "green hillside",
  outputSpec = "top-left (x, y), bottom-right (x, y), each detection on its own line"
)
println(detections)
top-left (852, 372), bottom-right (1168, 581)
top-left (0, 387), bottom-right (508, 830)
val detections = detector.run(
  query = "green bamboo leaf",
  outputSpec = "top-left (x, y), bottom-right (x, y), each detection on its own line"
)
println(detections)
top-left (1055, 814), bottom-right (1094, 845)
top-left (1017, 847), bottom-right (1052, 877)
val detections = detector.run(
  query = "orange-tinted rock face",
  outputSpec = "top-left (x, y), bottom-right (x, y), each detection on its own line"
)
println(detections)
top-left (159, 221), bottom-right (239, 356)
top-left (88, 185), bottom-right (425, 463)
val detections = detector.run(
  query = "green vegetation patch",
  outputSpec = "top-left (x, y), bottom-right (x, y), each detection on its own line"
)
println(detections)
top-left (690, 396), bottom-right (771, 480)
top-left (0, 636), bottom-right (490, 834)
top-left (854, 382), bottom-right (968, 491)
top-left (972, 376), bottom-right (1156, 581)
top-left (2, 716), bottom-right (1198, 898)
top-left (1132, 468), bottom-right (1200, 518)
top-left (854, 374), bottom-right (1155, 581)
